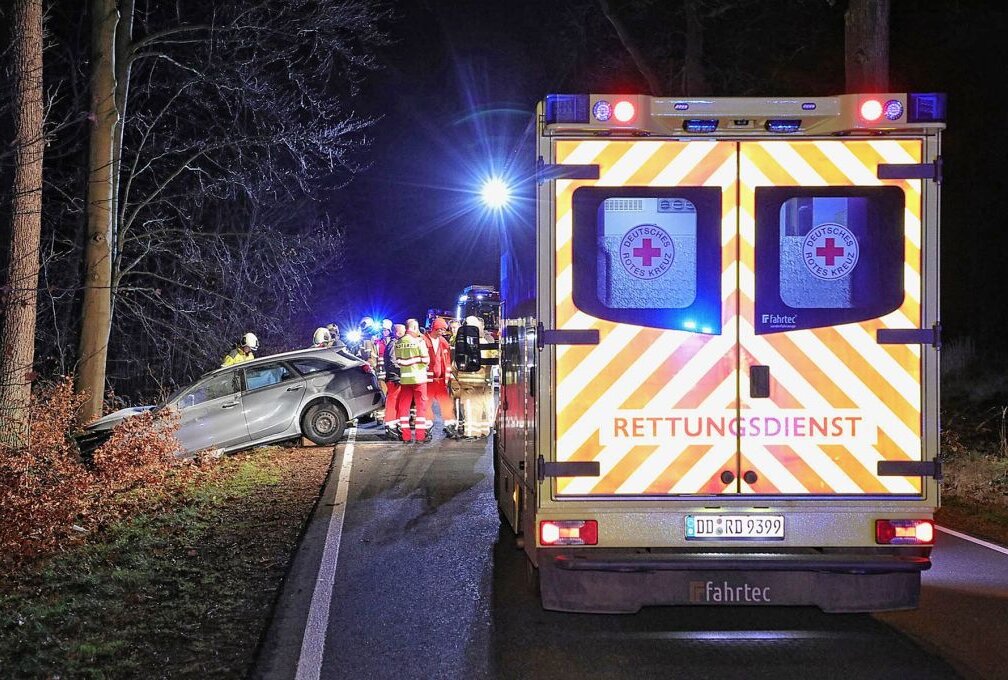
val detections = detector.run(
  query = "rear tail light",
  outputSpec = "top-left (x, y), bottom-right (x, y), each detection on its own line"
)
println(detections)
top-left (876, 519), bottom-right (934, 545)
top-left (539, 520), bottom-right (598, 546)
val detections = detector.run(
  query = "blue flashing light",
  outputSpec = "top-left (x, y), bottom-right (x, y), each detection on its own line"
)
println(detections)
top-left (908, 93), bottom-right (946, 123)
top-left (346, 329), bottom-right (362, 343)
top-left (592, 100), bottom-right (612, 121)
top-left (683, 320), bottom-right (697, 330)
top-left (701, 326), bottom-right (713, 334)
top-left (683, 119), bottom-right (718, 133)
top-left (765, 119), bottom-right (802, 133)
top-left (459, 295), bottom-right (468, 303)
top-left (801, 102), bottom-right (817, 111)
top-left (544, 94), bottom-right (589, 124)
top-left (674, 102), bottom-right (689, 111)
top-left (884, 99), bottom-right (904, 120)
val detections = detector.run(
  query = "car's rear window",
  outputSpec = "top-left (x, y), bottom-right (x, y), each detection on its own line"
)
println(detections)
top-left (291, 358), bottom-right (340, 375)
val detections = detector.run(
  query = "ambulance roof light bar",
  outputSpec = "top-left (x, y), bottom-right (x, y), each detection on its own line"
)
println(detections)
top-left (543, 93), bottom-right (946, 133)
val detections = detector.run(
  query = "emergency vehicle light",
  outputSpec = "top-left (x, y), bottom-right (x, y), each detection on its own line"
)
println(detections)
top-left (613, 100), bottom-right (636, 123)
top-left (875, 519), bottom-right (934, 545)
top-left (765, 119), bottom-right (802, 133)
top-left (683, 119), bottom-right (718, 133)
top-left (540, 520), bottom-right (598, 546)
top-left (544, 94), bottom-right (590, 124)
top-left (908, 92), bottom-right (947, 123)
top-left (860, 99), bottom-right (884, 122)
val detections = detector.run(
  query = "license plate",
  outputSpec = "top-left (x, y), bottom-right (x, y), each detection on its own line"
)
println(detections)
top-left (685, 515), bottom-right (785, 540)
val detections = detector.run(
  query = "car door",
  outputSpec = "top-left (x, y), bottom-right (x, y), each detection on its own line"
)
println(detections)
top-left (175, 370), bottom-right (250, 452)
top-left (240, 361), bottom-right (307, 440)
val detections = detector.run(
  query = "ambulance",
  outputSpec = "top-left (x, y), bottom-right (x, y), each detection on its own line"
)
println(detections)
top-left (463, 92), bottom-right (946, 613)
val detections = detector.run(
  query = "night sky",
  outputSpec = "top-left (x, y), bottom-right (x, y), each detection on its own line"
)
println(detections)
top-left (327, 1), bottom-right (1005, 347)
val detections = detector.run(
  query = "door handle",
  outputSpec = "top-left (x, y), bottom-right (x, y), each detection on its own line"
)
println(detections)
top-left (750, 365), bottom-right (770, 398)
top-left (222, 401), bottom-right (239, 409)
top-left (286, 385), bottom-right (304, 391)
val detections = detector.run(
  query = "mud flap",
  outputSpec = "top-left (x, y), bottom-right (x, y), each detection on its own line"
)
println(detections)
top-left (539, 556), bottom-right (921, 614)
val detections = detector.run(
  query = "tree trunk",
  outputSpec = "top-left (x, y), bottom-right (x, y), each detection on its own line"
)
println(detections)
top-left (0, 0), bottom-right (45, 447)
top-left (844, 0), bottom-right (890, 93)
top-left (78, 0), bottom-right (121, 423)
top-left (597, 0), bottom-right (663, 96)
top-left (682, 0), bottom-right (710, 96)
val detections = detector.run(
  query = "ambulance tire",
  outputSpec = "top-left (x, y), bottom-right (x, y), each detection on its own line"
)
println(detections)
top-left (302, 403), bottom-right (347, 445)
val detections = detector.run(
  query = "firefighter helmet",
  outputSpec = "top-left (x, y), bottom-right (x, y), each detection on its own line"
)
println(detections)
top-left (313, 327), bottom-right (332, 346)
top-left (242, 332), bottom-right (259, 351)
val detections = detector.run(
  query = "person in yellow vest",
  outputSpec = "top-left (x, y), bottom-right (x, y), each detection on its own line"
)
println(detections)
top-left (393, 319), bottom-right (431, 443)
top-left (222, 332), bottom-right (258, 367)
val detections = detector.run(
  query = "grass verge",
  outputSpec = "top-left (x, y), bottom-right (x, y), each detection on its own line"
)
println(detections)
top-left (0, 445), bottom-right (333, 679)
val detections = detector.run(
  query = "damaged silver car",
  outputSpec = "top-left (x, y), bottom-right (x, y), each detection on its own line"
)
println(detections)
top-left (78, 347), bottom-right (383, 456)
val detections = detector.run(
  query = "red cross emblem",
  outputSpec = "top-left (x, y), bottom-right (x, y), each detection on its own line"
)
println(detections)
top-left (633, 238), bottom-right (662, 266)
top-left (801, 223), bottom-right (859, 280)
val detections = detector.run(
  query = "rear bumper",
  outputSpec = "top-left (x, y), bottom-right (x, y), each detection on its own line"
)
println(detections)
top-left (539, 548), bottom-right (928, 614)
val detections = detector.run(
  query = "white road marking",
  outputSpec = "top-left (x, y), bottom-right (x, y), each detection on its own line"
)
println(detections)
top-left (937, 524), bottom-right (1008, 556)
top-left (295, 427), bottom-right (356, 680)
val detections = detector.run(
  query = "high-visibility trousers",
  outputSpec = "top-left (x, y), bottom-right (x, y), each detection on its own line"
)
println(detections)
top-left (426, 379), bottom-right (455, 426)
top-left (456, 382), bottom-right (493, 437)
top-left (385, 380), bottom-right (401, 425)
top-left (397, 382), bottom-right (428, 441)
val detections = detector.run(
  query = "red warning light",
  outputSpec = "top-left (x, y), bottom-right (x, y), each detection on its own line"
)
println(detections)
top-left (860, 99), bottom-right (884, 122)
top-left (613, 100), bottom-right (636, 123)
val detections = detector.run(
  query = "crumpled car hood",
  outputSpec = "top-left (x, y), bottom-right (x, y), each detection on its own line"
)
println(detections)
top-left (85, 405), bottom-right (157, 431)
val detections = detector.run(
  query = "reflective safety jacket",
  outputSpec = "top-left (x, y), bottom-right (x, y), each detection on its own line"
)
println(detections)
top-left (394, 334), bottom-right (429, 385)
top-left (423, 333), bottom-right (452, 382)
top-left (221, 348), bottom-right (254, 367)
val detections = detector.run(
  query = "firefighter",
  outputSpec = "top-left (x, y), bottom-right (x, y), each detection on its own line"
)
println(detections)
top-left (383, 323), bottom-right (406, 440)
top-left (448, 318), bottom-right (461, 345)
top-left (455, 316), bottom-right (495, 438)
top-left (424, 317), bottom-right (456, 437)
top-left (222, 332), bottom-right (258, 367)
top-left (394, 319), bottom-right (430, 443)
top-left (356, 317), bottom-right (377, 366)
top-left (375, 320), bottom-right (393, 394)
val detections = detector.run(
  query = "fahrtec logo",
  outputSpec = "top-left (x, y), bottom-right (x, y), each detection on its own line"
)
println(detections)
top-left (762, 313), bottom-right (797, 325)
top-left (689, 580), bottom-right (771, 603)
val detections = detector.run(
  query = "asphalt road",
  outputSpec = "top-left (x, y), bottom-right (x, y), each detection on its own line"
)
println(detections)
top-left (253, 427), bottom-right (1007, 680)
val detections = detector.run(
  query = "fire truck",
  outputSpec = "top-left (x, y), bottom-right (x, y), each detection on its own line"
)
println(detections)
top-left (456, 92), bottom-right (946, 612)
top-left (455, 285), bottom-right (501, 337)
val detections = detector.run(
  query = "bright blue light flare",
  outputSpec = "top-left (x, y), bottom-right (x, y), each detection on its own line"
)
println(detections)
top-left (345, 329), bottom-right (362, 343)
top-left (481, 177), bottom-right (511, 209)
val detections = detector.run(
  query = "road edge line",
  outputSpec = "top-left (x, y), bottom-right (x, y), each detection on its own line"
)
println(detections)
top-left (936, 524), bottom-right (1008, 556)
top-left (295, 427), bottom-right (356, 680)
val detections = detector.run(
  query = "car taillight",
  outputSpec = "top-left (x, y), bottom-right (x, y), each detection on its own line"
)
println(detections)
top-left (876, 519), bottom-right (934, 545)
top-left (539, 520), bottom-right (598, 546)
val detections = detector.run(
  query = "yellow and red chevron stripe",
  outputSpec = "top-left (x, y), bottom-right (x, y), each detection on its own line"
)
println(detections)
top-left (553, 138), bottom-right (924, 497)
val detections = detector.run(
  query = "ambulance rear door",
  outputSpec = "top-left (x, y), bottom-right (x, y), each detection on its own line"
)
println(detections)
top-left (736, 139), bottom-right (932, 496)
top-left (551, 138), bottom-right (740, 496)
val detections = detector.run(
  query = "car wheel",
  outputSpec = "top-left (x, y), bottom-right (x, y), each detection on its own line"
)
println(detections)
top-left (302, 403), bottom-right (347, 445)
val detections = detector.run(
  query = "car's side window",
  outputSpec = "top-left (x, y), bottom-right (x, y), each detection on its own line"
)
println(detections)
top-left (182, 371), bottom-right (238, 408)
top-left (291, 358), bottom-right (336, 376)
top-left (244, 363), bottom-right (297, 391)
